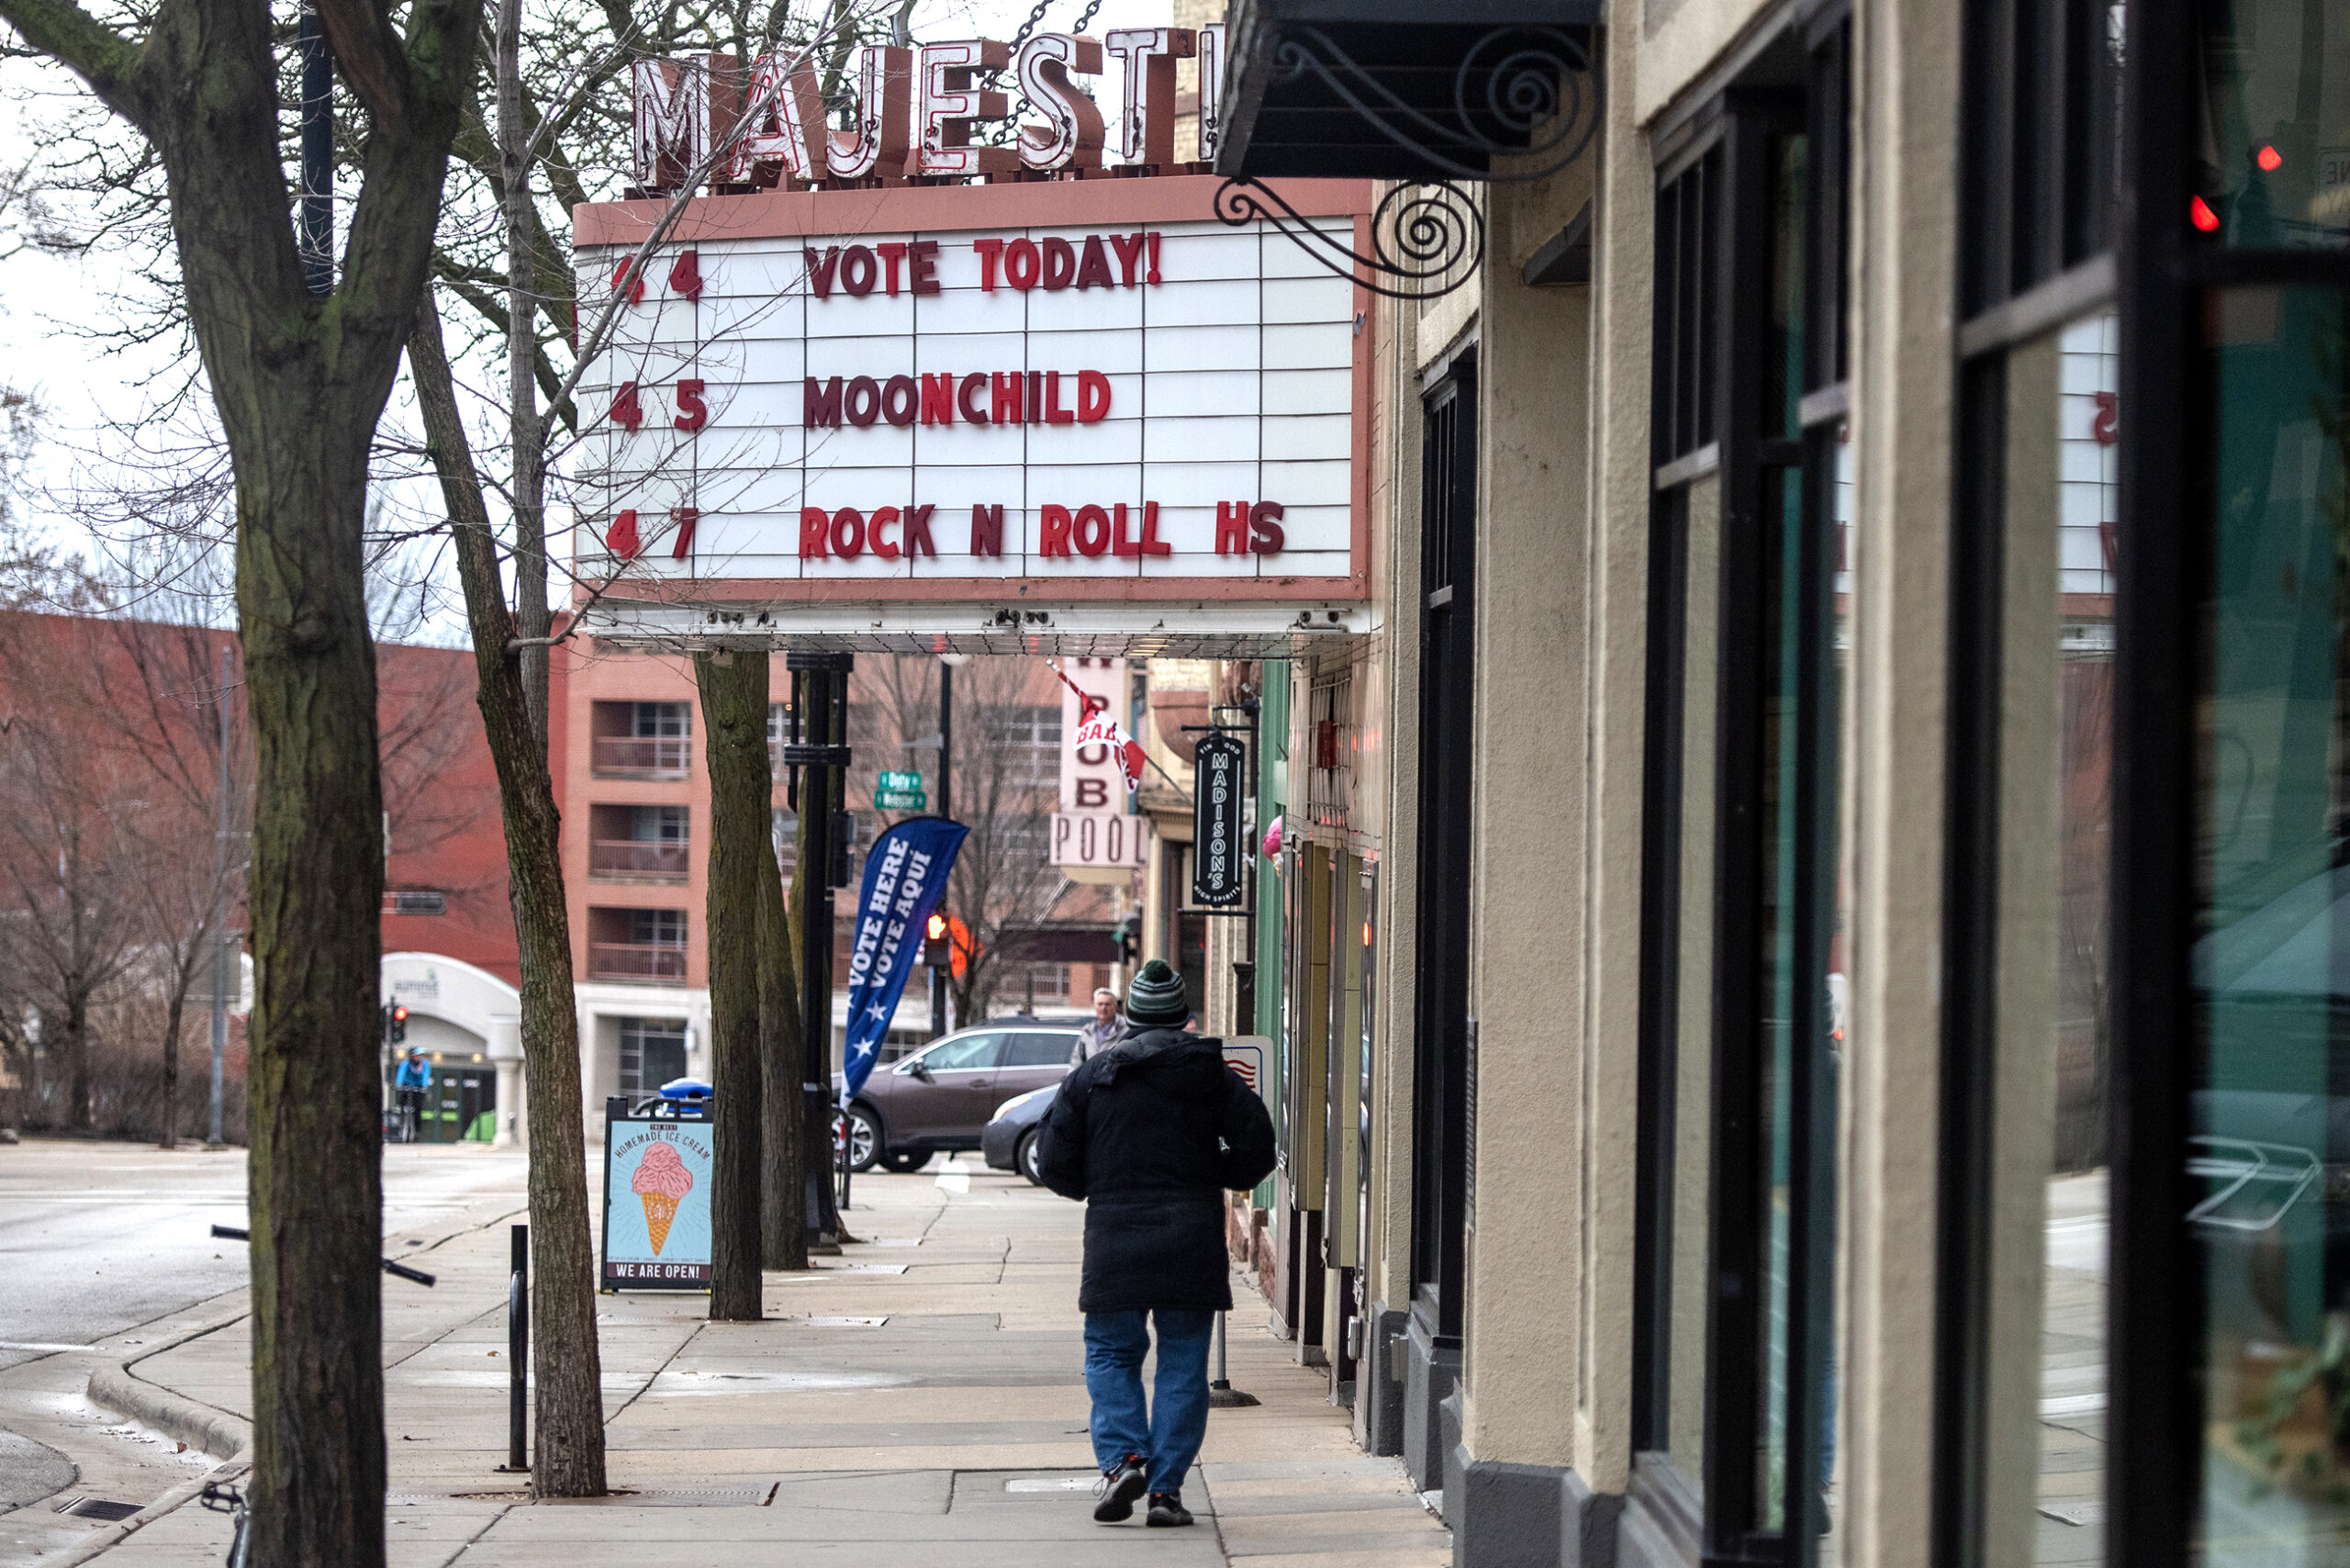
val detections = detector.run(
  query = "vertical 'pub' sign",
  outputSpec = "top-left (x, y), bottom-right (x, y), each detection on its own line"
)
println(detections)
top-left (1192, 733), bottom-right (1248, 908)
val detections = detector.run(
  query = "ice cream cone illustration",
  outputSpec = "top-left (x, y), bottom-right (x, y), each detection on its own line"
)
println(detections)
top-left (631, 1142), bottom-right (694, 1255)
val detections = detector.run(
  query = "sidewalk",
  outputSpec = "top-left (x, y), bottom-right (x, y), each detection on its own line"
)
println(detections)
top-left (82, 1158), bottom-right (1449, 1566)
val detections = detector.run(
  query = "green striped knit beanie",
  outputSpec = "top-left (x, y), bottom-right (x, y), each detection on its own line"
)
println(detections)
top-left (1125, 959), bottom-right (1189, 1027)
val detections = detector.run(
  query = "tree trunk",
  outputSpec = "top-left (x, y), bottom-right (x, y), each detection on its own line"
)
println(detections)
top-left (234, 419), bottom-right (387, 1568)
top-left (160, 984), bottom-right (185, 1148)
top-left (407, 297), bottom-right (606, 1497)
top-left (698, 649), bottom-right (767, 1320)
top-left (0, 0), bottom-right (481, 1548)
top-left (66, 991), bottom-right (92, 1130)
top-left (495, 0), bottom-right (550, 750)
top-left (759, 812), bottom-right (806, 1270)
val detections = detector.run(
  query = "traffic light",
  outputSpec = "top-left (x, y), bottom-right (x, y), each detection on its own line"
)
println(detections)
top-left (389, 1004), bottom-right (408, 1045)
top-left (1113, 914), bottom-right (1140, 963)
top-left (923, 912), bottom-right (951, 968)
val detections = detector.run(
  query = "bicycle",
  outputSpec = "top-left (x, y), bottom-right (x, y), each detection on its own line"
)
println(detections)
top-left (198, 1482), bottom-right (247, 1568)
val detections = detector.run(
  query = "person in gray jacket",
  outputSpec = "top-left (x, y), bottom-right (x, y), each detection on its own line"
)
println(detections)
top-left (1069, 987), bottom-right (1129, 1064)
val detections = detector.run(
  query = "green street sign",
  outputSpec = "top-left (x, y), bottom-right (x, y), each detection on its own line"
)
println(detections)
top-left (878, 769), bottom-right (923, 790)
top-left (874, 789), bottom-right (927, 811)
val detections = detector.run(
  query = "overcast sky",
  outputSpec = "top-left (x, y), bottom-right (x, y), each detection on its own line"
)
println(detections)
top-left (0, 0), bottom-right (1171, 630)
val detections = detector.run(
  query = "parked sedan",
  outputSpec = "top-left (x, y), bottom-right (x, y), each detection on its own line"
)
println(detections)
top-left (981, 1084), bottom-right (1059, 1185)
top-left (837, 1021), bottom-right (1080, 1172)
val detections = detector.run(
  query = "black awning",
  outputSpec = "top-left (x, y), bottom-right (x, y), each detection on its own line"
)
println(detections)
top-left (994, 924), bottom-right (1120, 963)
top-left (1216, 0), bottom-right (1601, 183)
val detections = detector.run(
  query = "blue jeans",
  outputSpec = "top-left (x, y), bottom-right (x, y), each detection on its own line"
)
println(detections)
top-left (1083, 1308), bottom-right (1214, 1495)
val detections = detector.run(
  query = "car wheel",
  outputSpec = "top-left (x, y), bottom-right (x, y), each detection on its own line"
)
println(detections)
top-left (880, 1148), bottom-right (930, 1173)
top-left (837, 1105), bottom-right (883, 1172)
top-left (1017, 1129), bottom-right (1045, 1186)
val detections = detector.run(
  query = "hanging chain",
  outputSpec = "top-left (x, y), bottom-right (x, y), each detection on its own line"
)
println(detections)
top-left (1004, 0), bottom-right (1053, 53)
top-left (1006, 0), bottom-right (1102, 54)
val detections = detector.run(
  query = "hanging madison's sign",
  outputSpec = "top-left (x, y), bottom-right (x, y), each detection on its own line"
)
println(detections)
top-left (573, 50), bottom-right (1371, 611)
top-left (1191, 731), bottom-right (1247, 908)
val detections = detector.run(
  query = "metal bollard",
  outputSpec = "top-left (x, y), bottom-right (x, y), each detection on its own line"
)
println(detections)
top-left (1207, 1309), bottom-right (1258, 1407)
top-left (503, 1224), bottom-right (529, 1472)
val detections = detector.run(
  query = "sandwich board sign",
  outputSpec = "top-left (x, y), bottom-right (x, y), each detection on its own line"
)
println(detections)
top-left (1221, 1036), bottom-right (1270, 1103)
top-left (600, 1097), bottom-right (715, 1290)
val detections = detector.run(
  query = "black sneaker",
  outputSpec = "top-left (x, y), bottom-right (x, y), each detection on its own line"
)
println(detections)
top-left (1092, 1456), bottom-right (1147, 1522)
top-left (1147, 1491), bottom-right (1194, 1528)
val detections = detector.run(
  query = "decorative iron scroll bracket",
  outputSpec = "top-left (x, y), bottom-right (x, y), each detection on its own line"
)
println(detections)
top-left (1217, 23), bottom-right (1601, 300)
top-left (1216, 177), bottom-right (1485, 301)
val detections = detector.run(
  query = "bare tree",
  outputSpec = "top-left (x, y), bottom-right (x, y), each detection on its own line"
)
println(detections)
top-left (0, 0), bottom-right (484, 1554)
top-left (0, 624), bottom-right (143, 1130)
top-left (845, 656), bottom-right (1083, 1025)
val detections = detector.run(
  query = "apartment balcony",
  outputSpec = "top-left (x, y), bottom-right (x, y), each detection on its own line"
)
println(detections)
top-left (588, 839), bottom-right (688, 880)
top-left (588, 942), bottom-right (688, 982)
top-left (592, 735), bottom-right (690, 778)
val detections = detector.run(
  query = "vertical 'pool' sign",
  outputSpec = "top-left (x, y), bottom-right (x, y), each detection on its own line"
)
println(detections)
top-left (1192, 732), bottom-right (1248, 908)
top-left (841, 817), bottom-right (970, 1100)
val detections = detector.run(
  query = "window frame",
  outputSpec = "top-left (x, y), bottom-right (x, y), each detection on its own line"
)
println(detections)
top-left (1630, 10), bottom-right (1852, 1560)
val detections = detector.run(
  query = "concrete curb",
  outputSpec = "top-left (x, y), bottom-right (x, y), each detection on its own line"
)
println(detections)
top-left (85, 1359), bottom-right (251, 1466)
top-left (35, 1456), bottom-right (250, 1568)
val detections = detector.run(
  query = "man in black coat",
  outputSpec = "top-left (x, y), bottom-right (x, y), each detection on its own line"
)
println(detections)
top-left (1036, 958), bottom-right (1276, 1528)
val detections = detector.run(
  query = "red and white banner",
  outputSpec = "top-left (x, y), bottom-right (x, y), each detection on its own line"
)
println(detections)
top-left (1072, 704), bottom-right (1145, 795)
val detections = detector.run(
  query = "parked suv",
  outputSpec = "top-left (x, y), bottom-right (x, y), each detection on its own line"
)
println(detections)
top-left (837, 1020), bottom-right (1080, 1172)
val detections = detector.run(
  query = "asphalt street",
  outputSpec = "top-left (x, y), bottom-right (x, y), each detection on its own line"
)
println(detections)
top-left (0, 1137), bottom-right (530, 1555)
top-left (0, 1138), bottom-right (529, 1373)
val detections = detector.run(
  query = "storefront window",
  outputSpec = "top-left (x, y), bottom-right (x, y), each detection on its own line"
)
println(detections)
top-left (1634, 33), bottom-right (1849, 1551)
top-left (2196, 3), bottom-right (2350, 250)
top-left (2194, 285), bottom-right (2350, 1558)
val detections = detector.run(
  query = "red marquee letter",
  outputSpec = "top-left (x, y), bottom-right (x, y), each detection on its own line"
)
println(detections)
top-left (804, 377), bottom-right (843, 427)
top-left (970, 504), bottom-right (1004, 556)
top-left (1039, 504), bottom-right (1073, 557)
top-left (904, 504), bottom-right (938, 557)
top-left (870, 505), bottom-right (902, 560)
top-left (1249, 499), bottom-right (1285, 554)
top-left (1215, 500), bottom-right (1249, 554)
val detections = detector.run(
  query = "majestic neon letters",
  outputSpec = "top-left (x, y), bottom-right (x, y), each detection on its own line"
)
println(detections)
top-left (631, 28), bottom-right (1223, 192)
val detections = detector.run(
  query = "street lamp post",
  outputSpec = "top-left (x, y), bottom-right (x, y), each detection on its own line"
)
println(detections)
top-left (928, 655), bottom-right (961, 1039)
top-left (784, 650), bottom-right (853, 1246)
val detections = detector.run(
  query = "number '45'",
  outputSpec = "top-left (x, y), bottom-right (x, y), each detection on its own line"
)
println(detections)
top-left (608, 377), bottom-right (707, 433)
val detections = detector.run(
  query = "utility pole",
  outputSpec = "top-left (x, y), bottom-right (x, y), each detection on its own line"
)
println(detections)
top-left (207, 643), bottom-right (231, 1149)
top-left (928, 657), bottom-right (956, 1039)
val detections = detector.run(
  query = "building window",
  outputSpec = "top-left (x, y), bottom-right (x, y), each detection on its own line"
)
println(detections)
top-left (1936, 0), bottom-right (2126, 1561)
top-left (772, 807), bottom-right (798, 878)
top-left (588, 906), bottom-right (688, 981)
top-left (591, 700), bottom-right (691, 776)
top-left (1411, 347), bottom-right (1476, 1356)
top-left (589, 804), bottom-right (690, 879)
top-left (1634, 15), bottom-right (1852, 1557)
top-left (384, 890), bottom-right (448, 915)
top-left (1006, 963), bottom-right (1069, 1006)
top-left (985, 703), bottom-right (1061, 786)
top-left (617, 1016), bottom-right (688, 1093)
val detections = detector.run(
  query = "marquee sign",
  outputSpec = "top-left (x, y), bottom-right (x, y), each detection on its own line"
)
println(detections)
top-left (631, 27), bottom-right (1227, 193)
top-left (573, 174), bottom-right (1372, 633)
